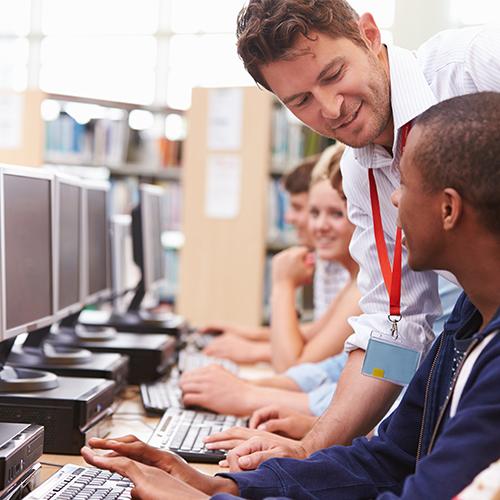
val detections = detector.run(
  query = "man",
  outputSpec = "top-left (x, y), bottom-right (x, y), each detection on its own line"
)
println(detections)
top-left (205, 0), bottom-right (500, 468)
top-left (81, 92), bottom-right (500, 499)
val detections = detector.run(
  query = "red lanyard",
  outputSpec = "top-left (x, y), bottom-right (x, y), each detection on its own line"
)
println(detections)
top-left (368, 122), bottom-right (412, 321)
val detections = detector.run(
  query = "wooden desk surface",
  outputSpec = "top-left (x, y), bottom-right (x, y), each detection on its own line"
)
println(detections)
top-left (39, 363), bottom-right (273, 484)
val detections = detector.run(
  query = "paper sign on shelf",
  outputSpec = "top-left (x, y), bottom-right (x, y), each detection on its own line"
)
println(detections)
top-left (204, 154), bottom-right (242, 219)
top-left (207, 88), bottom-right (243, 151)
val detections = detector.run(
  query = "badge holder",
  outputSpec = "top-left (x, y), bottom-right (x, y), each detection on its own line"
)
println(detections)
top-left (362, 315), bottom-right (422, 386)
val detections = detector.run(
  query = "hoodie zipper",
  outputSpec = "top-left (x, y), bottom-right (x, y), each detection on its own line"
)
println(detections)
top-left (415, 333), bottom-right (445, 462)
top-left (427, 333), bottom-right (493, 454)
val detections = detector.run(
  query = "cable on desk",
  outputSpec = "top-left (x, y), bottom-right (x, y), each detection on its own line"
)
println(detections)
top-left (40, 461), bottom-right (64, 469)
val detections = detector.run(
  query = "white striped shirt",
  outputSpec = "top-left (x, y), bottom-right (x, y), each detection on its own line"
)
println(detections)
top-left (342, 26), bottom-right (500, 353)
top-left (313, 258), bottom-right (351, 320)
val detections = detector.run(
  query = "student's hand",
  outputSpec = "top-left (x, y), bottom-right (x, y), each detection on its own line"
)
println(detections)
top-left (86, 436), bottom-right (205, 487)
top-left (272, 246), bottom-right (315, 288)
top-left (203, 334), bottom-right (268, 363)
top-left (249, 405), bottom-right (317, 439)
top-left (203, 426), bottom-right (271, 453)
top-left (222, 433), bottom-right (308, 472)
top-left (81, 446), bottom-right (236, 499)
top-left (199, 323), bottom-right (266, 341)
top-left (179, 365), bottom-right (257, 416)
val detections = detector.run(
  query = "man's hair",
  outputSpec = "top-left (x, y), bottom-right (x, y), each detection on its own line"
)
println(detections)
top-left (283, 155), bottom-right (318, 194)
top-left (413, 91), bottom-right (500, 236)
top-left (310, 142), bottom-right (346, 199)
top-left (237, 0), bottom-right (363, 90)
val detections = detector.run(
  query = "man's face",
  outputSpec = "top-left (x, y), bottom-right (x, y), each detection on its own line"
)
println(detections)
top-left (285, 192), bottom-right (313, 245)
top-left (260, 30), bottom-right (391, 148)
top-left (391, 127), bottom-right (443, 271)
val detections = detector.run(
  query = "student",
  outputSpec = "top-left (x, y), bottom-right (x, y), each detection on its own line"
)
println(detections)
top-left (82, 91), bottom-right (500, 500)
top-left (178, 145), bottom-right (360, 416)
top-left (207, 0), bottom-right (500, 466)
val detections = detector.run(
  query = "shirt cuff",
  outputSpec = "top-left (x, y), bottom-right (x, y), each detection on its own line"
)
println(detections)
top-left (215, 466), bottom-right (283, 499)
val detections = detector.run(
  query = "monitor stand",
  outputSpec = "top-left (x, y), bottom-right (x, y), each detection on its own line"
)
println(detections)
top-left (8, 326), bottom-right (93, 366)
top-left (0, 338), bottom-right (58, 392)
top-left (59, 310), bottom-right (117, 341)
top-left (8, 325), bottom-right (129, 393)
top-left (78, 282), bottom-right (186, 336)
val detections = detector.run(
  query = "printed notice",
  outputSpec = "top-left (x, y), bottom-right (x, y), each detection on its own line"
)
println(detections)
top-left (205, 155), bottom-right (242, 219)
top-left (207, 88), bottom-right (243, 151)
top-left (0, 93), bottom-right (23, 149)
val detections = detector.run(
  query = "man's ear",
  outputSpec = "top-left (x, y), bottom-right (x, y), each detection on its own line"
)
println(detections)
top-left (358, 13), bottom-right (382, 54)
top-left (442, 188), bottom-right (463, 231)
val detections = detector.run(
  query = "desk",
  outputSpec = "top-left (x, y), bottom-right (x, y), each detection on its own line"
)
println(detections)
top-left (39, 364), bottom-right (273, 484)
top-left (39, 386), bottom-right (222, 484)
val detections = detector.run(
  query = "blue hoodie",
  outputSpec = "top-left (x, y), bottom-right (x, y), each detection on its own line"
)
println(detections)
top-left (213, 294), bottom-right (500, 500)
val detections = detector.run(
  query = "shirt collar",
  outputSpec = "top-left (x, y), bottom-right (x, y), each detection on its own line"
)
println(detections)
top-left (353, 44), bottom-right (438, 169)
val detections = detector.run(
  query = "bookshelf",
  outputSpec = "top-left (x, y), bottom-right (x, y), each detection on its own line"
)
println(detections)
top-left (41, 93), bottom-right (187, 303)
top-left (43, 93), bottom-right (185, 174)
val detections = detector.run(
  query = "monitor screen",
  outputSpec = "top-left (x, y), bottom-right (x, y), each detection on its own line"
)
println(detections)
top-left (149, 193), bottom-right (164, 283)
top-left (58, 182), bottom-right (81, 311)
top-left (4, 174), bottom-right (53, 331)
top-left (140, 185), bottom-right (165, 291)
top-left (86, 188), bottom-right (109, 297)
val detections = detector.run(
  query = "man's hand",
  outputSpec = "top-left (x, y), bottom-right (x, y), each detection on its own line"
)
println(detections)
top-left (271, 247), bottom-right (315, 288)
top-left (249, 405), bottom-right (317, 440)
top-left (179, 365), bottom-right (257, 416)
top-left (203, 334), bottom-right (269, 363)
top-left (82, 437), bottom-right (238, 497)
top-left (222, 434), bottom-right (308, 471)
top-left (204, 426), bottom-right (272, 452)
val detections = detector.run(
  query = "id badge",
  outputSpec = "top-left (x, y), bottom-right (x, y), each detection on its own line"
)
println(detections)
top-left (362, 331), bottom-right (422, 386)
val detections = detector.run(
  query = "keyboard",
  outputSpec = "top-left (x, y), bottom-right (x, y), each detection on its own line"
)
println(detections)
top-left (141, 352), bottom-right (238, 414)
top-left (24, 464), bottom-right (133, 499)
top-left (141, 375), bottom-right (183, 414)
top-left (148, 407), bottom-right (247, 463)
top-left (178, 350), bottom-right (239, 374)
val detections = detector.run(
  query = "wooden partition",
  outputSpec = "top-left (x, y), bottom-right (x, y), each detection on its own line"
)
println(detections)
top-left (178, 87), bottom-right (273, 326)
top-left (0, 90), bottom-right (45, 167)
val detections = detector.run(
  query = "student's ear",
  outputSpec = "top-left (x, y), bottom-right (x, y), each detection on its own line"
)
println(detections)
top-left (441, 188), bottom-right (462, 231)
top-left (358, 13), bottom-right (382, 54)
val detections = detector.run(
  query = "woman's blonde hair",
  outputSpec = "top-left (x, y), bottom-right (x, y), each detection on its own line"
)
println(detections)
top-left (310, 142), bottom-right (346, 199)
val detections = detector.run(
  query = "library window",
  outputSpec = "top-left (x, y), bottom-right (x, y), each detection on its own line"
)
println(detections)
top-left (166, 33), bottom-right (252, 110)
top-left (39, 35), bottom-right (157, 104)
top-left (451, 0), bottom-right (500, 25)
top-left (170, 0), bottom-right (246, 33)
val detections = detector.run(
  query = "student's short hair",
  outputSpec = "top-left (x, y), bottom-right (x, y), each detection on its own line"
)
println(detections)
top-left (413, 91), bottom-right (500, 235)
top-left (237, 0), bottom-right (363, 91)
top-left (310, 142), bottom-right (346, 199)
top-left (282, 156), bottom-right (318, 194)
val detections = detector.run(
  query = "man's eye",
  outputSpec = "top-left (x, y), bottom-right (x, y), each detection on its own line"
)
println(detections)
top-left (323, 67), bottom-right (343, 83)
top-left (296, 94), bottom-right (310, 107)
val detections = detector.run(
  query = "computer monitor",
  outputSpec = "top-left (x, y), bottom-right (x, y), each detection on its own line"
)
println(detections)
top-left (0, 165), bottom-right (58, 390)
top-left (138, 184), bottom-right (165, 292)
top-left (54, 174), bottom-right (85, 320)
top-left (128, 184), bottom-right (166, 311)
top-left (83, 180), bottom-right (111, 304)
top-left (110, 214), bottom-right (138, 314)
top-left (0, 167), bottom-right (56, 340)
